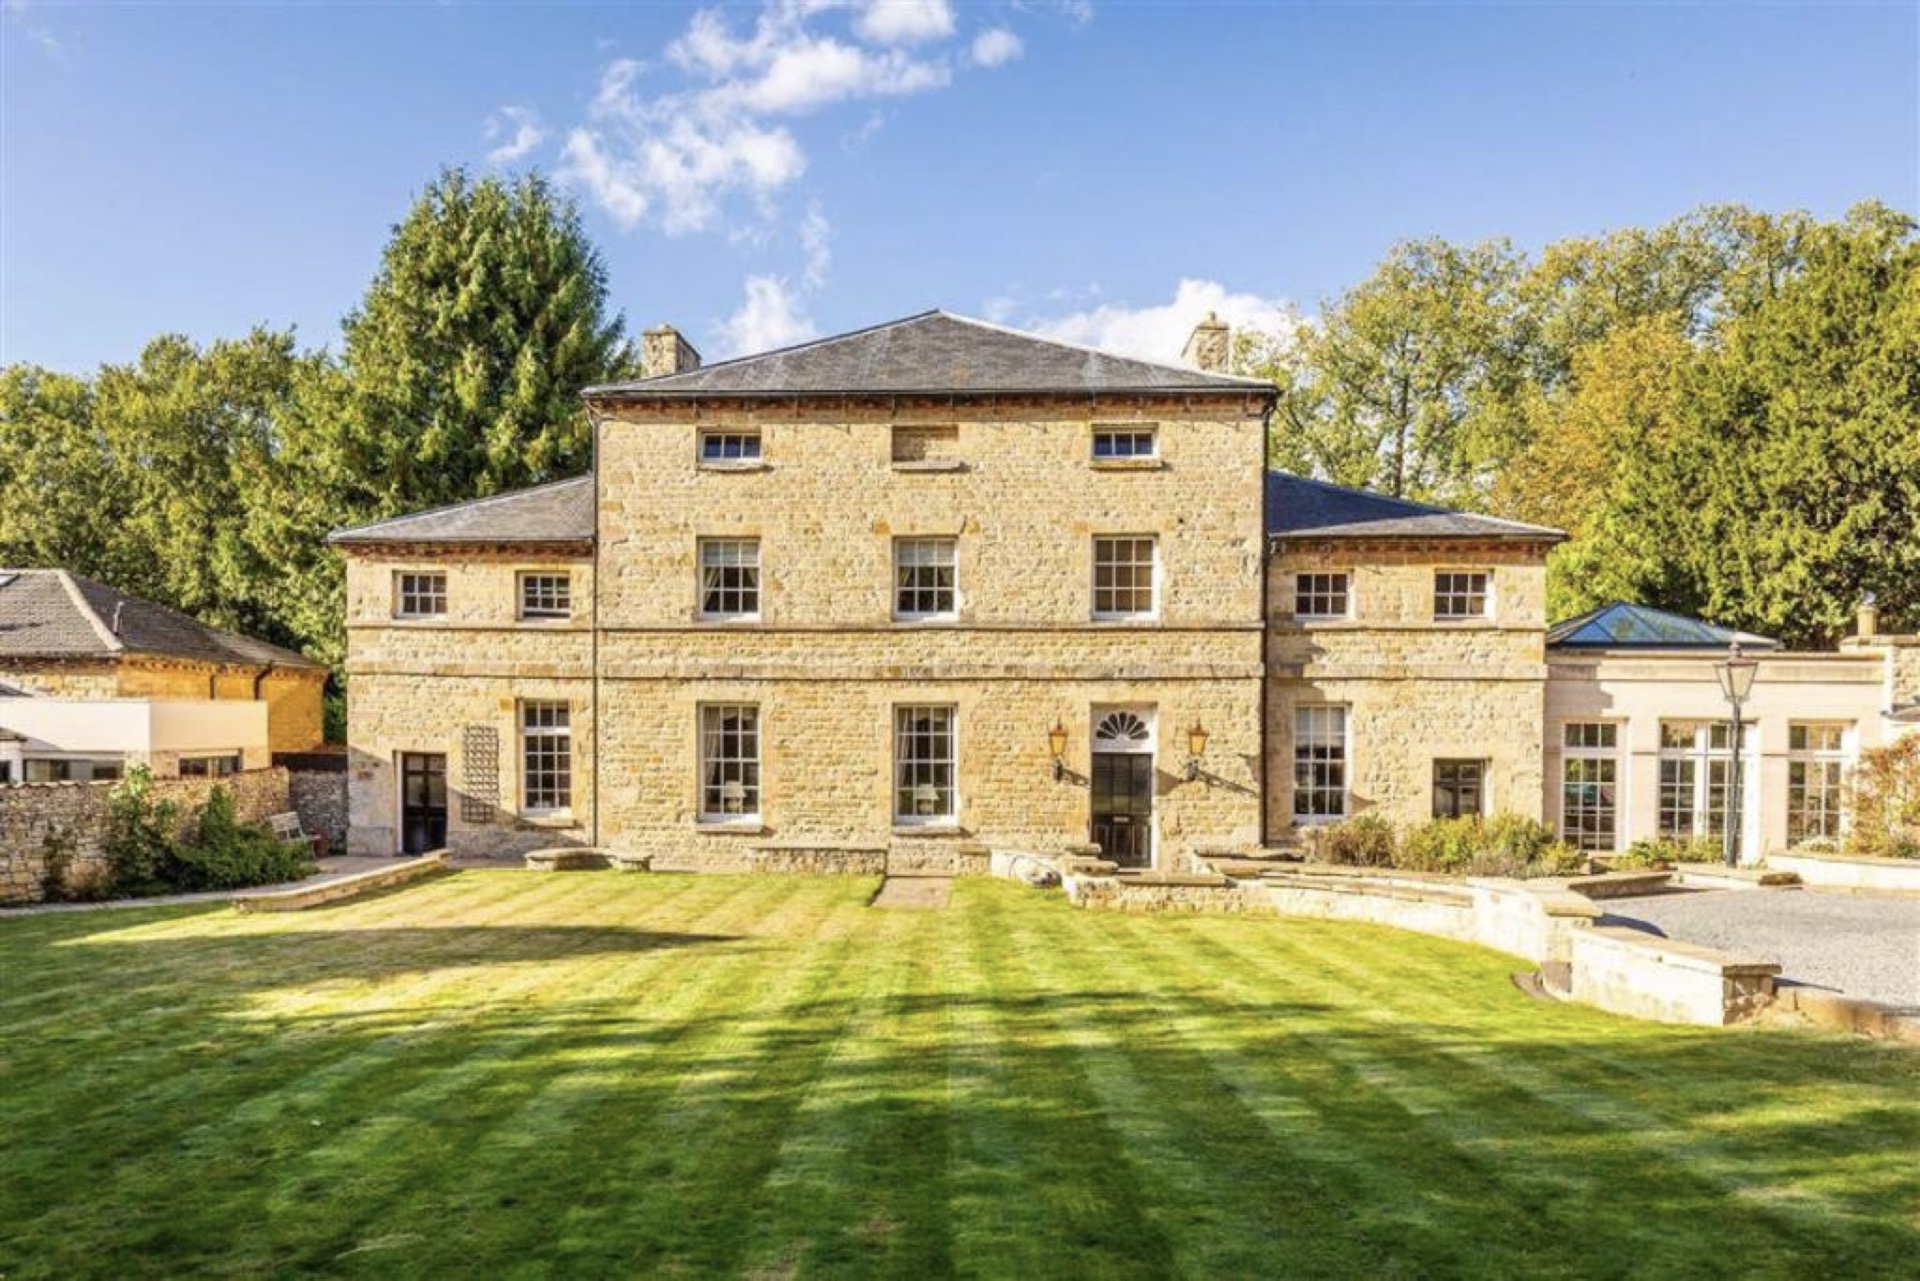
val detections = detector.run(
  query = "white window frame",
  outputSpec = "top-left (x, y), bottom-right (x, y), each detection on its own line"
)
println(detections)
top-left (1433, 570), bottom-right (1491, 621)
top-left (521, 701), bottom-right (572, 815)
top-left (518, 572), bottom-right (572, 621)
top-left (699, 704), bottom-right (762, 823)
top-left (698, 538), bottom-right (761, 621)
top-left (179, 753), bottom-right (243, 779)
top-left (1656, 720), bottom-right (1754, 841)
top-left (1293, 704), bottom-right (1349, 823)
top-left (893, 537), bottom-right (958, 621)
top-left (1294, 571), bottom-right (1352, 621)
top-left (699, 430), bottom-right (763, 464)
top-left (1787, 721), bottom-right (1851, 845)
top-left (1091, 425), bottom-right (1158, 460)
top-left (893, 704), bottom-right (958, 826)
top-left (1431, 758), bottom-right (1487, 819)
top-left (394, 571), bottom-right (448, 620)
top-left (1560, 722), bottom-right (1620, 851)
top-left (1091, 535), bottom-right (1158, 621)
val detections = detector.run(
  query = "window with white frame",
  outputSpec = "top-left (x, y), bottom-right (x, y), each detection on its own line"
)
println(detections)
top-left (699, 430), bottom-right (762, 463)
top-left (1092, 536), bottom-right (1157, 619)
top-left (699, 538), bottom-right (761, 619)
top-left (1092, 426), bottom-right (1157, 459)
top-left (394, 571), bottom-right (447, 619)
top-left (1787, 722), bottom-right (1850, 844)
top-left (894, 705), bottom-right (957, 823)
top-left (1561, 722), bottom-right (1619, 851)
top-left (1294, 572), bottom-right (1351, 620)
top-left (1293, 705), bottom-right (1348, 820)
top-left (1433, 571), bottom-right (1490, 620)
top-left (1656, 720), bottom-right (1751, 840)
top-left (1432, 759), bottom-right (1486, 819)
top-left (519, 572), bottom-right (571, 621)
top-left (894, 537), bottom-right (957, 620)
top-left (700, 704), bottom-right (761, 821)
top-left (179, 754), bottom-right (242, 779)
top-left (521, 701), bottom-right (572, 813)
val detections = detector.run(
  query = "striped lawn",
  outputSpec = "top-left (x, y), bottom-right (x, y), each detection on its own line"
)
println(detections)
top-left (1, 872), bottom-right (1915, 1278)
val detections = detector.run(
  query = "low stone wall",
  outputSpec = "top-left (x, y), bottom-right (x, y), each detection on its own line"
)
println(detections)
top-left (233, 852), bottom-right (449, 913)
top-left (649, 843), bottom-right (889, 876)
top-left (0, 768), bottom-right (292, 904)
top-left (1064, 872), bottom-right (1264, 914)
top-left (1766, 850), bottom-right (1920, 893)
top-left (1569, 927), bottom-right (1780, 1026)
top-left (287, 768), bottom-right (348, 854)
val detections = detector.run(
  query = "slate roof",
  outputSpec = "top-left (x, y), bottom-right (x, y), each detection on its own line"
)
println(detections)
top-left (0, 570), bottom-right (321, 668)
top-left (1546, 602), bottom-right (1781, 651)
top-left (1265, 472), bottom-right (1563, 541)
top-left (583, 311), bottom-right (1275, 399)
top-left (327, 476), bottom-right (596, 546)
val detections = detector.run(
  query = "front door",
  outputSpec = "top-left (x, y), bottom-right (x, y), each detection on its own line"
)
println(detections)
top-left (400, 752), bottom-right (448, 854)
top-left (1091, 752), bottom-right (1155, 869)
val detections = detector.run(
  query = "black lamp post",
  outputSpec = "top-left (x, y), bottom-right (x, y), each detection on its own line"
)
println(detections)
top-left (1714, 640), bottom-right (1759, 867)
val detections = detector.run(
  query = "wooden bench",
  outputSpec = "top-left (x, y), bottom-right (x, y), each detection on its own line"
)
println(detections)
top-left (267, 811), bottom-right (317, 856)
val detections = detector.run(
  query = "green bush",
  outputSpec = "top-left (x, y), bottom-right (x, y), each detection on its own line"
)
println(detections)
top-left (1317, 814), bottom-right (1396, 867)
top-left (1397, 817), bottom-right (1482, 873)
top-left (104, 766), bottom-right (184, 895)
top-left (173, 786), bottom-right (315, 891)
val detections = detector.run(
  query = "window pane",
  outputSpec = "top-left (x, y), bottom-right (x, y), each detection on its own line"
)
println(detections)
top-left (1295, 572), bottom-right (1350, 619)
top-left (1561, 757), bottom-right (1617, 850)
top-left (894, 538), bottom-right (957, 618)
top-left (1293, 706), bottom-right (1347, 818)
top-left (522, 701), bottom-right (572, 811)
top-left (700, 431), bottom-right (762, 461)
top-left (396, 572), bottom-right (447, 619)
top-left (699, 539), bottom-right (761, 618)
top-left (520, 573), bottom-right (571, 619)
top-left (700, 705), bottom-right (761, 819)
top-left (1092, 427), bottom-right (1157, 459)
top-left (1433, 571), bottom-right (1489, 619)
top-left (1432, 759), bottom-right (1485, 818)
top-left (894, 705), bottom-right (956, 821)
top-left (1093, 536), bottom-right (1156, 617)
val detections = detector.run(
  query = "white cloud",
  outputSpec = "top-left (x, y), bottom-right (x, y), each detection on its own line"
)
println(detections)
top-left (719, 276), bottom-right (821, 357)
top-left (1027, 279), bottom-right (1300, 364)
top-left (3, 0), bottom-right (61, 54)
top-left (799, 202), bottom-right (832, 288)
top-left (854, 0), bottom-right (954, 46)
top-left (969, 28), bottom-right (1023, 68)
top-left (483, 106), bottom-right (547, 166)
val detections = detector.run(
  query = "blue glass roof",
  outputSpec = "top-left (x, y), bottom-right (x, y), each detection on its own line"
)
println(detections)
top-left (1547, 602), bottom-right (1780, 650)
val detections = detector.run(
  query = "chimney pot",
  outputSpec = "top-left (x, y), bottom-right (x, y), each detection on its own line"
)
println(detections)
top-left (642, 324), bottom-right (702, 379)
top-left (1181, 312), bottom-right (1231, 374)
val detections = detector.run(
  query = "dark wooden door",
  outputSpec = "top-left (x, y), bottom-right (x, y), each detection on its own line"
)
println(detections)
top-left (400, 752), bottom-right (448, 855)
top-left (1091, 752), bottom-right (1154, 868)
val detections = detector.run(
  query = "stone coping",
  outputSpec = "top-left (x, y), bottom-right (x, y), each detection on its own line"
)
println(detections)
top-left (1670, 862), bottom-right (1802, 889)
top-left (232, 852), bottom-right (449, 913)
top-left (1771, 984), bottom-right (1920, 1044)
top-left (1581, 925), bottom-right (1783, 979)
top-left (1564, 871), bottom-right (1675, 900)
top-left (1262, 871), bottom-right (1475, 908)
top-left (1769, 849), bottom-right (1920, 871)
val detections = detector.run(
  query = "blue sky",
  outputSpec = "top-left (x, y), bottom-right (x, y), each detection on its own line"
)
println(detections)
top-left (3, 1), bottom-right (1916, 372)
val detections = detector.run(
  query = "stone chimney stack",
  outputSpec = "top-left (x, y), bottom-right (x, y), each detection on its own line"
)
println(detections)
top-left (642, 324), bottom-right (702, 379)
top-left (1859, 593), bottom-right (1880, 639)
top-left (1181, 311), bottom-right (1231, 373)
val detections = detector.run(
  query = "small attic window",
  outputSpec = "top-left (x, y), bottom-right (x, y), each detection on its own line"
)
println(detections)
top-left (892, 425), bottom-right (960, 466)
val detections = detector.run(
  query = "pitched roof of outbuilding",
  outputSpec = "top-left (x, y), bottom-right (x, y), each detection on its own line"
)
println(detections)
top-left (0, 570), bottom-right (321, 668)
top-left (1265, 472), bottom-right (1563, 541)
top-left (583, 311), bottom-right (1275, 399)
top-left (1546, 602), bottom-right (1781, 650)
top-left (327, 476), bottom-right (596, 546)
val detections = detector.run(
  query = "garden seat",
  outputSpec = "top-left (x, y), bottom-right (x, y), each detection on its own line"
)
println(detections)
top-left (268, 811), bottom-right (316, 854)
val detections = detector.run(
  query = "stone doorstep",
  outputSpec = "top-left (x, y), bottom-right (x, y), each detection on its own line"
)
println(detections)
top-left (1670, 862), bottom-right (1802, 890)
top-left (1582, 925), bottom-right (1784, 979)
top-left (1563, 871), bottom-right (1676, 900)
top-left (231, 852), bottom-right (450, 913)
top-left (1771, 984), bottom-right (1920, 1044)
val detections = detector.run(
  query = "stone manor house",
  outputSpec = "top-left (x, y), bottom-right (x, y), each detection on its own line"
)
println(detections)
top-left (330, 312), bottom-right (1919, 870)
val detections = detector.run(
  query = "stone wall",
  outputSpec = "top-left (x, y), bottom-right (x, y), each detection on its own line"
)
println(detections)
top-left (0, 766), bottom-right (292, 904)
top-left (287, 765), bottom-right (349, 853)
top-left (1267, 540), bottom-right (1552, 834)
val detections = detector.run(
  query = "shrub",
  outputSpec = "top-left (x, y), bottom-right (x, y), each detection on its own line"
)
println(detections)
top-left (1397, 817), bottom-right (1482, 873)
top-left (173, 786), bottom-right (315, 891)
top-left (1317, 813), bottom-right (1396, 867)
top-left (104, 766), bottom-right (184, 895)
top-left (1849, 738), bottom-right (1920, 859)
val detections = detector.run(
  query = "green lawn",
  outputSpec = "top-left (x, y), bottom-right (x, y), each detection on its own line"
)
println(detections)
top-left (2, 874), bottom-right (1915, 1278)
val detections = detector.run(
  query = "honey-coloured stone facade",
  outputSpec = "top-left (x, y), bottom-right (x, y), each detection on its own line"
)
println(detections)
top-left (0, 657), bottom-right (325, 754)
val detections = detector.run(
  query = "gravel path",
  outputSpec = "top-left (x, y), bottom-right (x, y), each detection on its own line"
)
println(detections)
top-left (1601, 889), bottom-right (1920, 1011)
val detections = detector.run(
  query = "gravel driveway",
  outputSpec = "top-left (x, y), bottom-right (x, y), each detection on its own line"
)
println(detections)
top-left (1601, 889), bottom-right (1920, 1010)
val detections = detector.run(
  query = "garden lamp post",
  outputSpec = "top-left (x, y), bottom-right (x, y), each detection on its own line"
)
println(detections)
top-left (1714, 640), bottom-right (1759, 867)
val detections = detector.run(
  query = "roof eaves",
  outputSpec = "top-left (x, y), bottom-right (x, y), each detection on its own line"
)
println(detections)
top-left (581, 311), bottom-right (942, 396)
top-left (325, 476), bottom-right (592, 545)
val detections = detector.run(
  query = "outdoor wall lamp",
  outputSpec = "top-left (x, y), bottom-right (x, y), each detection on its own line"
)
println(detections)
top-left (1714, 640), bottom-right (1759, 867)
top-left (1185, 722), bottom-right (1209, 781)
top-left (1048, 720), bottom-right (1069, 781)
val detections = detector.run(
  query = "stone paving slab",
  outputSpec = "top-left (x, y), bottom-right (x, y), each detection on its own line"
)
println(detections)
top-left (870, 875), bottom-right (953, 910)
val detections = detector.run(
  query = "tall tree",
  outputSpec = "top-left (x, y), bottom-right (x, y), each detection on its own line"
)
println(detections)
top-left (338, 168), bottom-right (634, 515)
top-left (0, 366), bottom-right (129, 580)
top-left (1267, 239), bottom-right (1526, 503)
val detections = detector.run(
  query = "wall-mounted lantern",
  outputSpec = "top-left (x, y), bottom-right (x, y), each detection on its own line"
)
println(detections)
top-left (1185, 722), bottom-right (1209, 781)
top-left (1048, 720), bottom-right (1069, 781)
